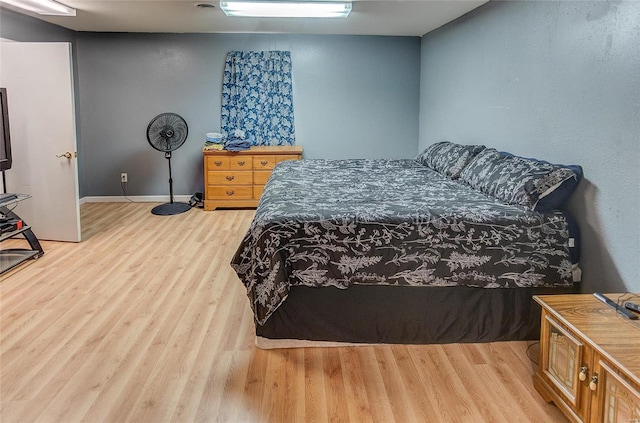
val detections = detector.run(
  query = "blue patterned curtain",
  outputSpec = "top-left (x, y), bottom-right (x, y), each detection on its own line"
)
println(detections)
top-left (221, 51), bottom-right (295, 146)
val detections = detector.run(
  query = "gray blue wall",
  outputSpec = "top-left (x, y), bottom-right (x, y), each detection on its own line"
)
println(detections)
top-left (76, 33), bottom-right (420, 197)
top-left (419, 1), bottom-right (640, 293)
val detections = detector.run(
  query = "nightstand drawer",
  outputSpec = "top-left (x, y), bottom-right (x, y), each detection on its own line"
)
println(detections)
top-left (207, 186), bottom-right (253, 200)
top-left (207, 171), bottom-right (253, 185)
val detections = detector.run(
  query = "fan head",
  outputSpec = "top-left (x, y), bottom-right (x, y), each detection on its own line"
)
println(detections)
top-left (147, 112), bottom-right (188, 152)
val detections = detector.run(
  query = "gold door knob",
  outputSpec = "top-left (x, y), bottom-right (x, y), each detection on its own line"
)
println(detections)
top-left (56, 151), bottom-right (76, 159)
top-left (589, 374), bottom-right (598, 391)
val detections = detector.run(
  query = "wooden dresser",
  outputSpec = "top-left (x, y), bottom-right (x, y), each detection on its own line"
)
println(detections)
top-left (533, 294), bottom-right (640, 423)
top-left (202, 145), bottom-right (303, 211)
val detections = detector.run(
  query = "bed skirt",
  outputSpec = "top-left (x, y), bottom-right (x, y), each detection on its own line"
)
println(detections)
top-left (254, 284), bottom-right (578, 349)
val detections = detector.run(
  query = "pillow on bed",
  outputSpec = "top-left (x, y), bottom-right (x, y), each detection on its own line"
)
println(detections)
top-left (416, 141), bottom-right (485, 179)
top-left (458, 148), bottom-right (583, 211)
top-left (510, 153), bottom-right (583, 212)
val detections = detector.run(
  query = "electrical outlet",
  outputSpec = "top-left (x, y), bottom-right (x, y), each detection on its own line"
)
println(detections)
top-left (121, 173), bottom-right (128, 183)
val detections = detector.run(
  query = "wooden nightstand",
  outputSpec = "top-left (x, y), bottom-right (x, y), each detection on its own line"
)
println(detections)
top-left (202, 145), bottom-right (303, 211)
top-left (533, 293), bottom-right (640, 423)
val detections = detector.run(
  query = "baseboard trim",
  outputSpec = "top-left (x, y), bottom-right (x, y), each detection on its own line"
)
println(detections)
top-left (80, 195), bottom-right (192, 205)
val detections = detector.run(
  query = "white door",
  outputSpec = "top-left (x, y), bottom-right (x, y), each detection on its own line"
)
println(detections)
top-left (0, 42), bottom-right (81, 242)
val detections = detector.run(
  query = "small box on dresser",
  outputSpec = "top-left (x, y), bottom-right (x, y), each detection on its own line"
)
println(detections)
top-left (202, 145), bottom-right (303, 211)
top-left (533, 294), bottom-right (640, 423)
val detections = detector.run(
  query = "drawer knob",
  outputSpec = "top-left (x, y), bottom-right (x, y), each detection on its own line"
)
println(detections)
top-left (237, 160), bottom-right (245, 166)
top-left (226, 175), bottom-right (235, 181)
top-left (226, 190), bottom-right (235, 196)
top-left (589, 374), bottom-right (598, 391)
top-left (260, 160), bottom-right (268, 166)
top-left (579, 366), bottom-right (588, 382)
top-left (214, 161), bottom-right (222, 166)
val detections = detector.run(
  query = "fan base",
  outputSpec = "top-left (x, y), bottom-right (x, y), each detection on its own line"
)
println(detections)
top-left (151, 202), bottom-right (192, 216)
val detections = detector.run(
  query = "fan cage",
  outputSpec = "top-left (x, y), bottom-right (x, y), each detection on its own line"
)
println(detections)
top-left (147, 112), bottom-right (188, 153)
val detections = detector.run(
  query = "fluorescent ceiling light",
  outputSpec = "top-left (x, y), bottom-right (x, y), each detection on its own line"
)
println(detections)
top-left (220, 1), bottom-right (351, 18)
top-left (0, 0), bottom-right (75, 16)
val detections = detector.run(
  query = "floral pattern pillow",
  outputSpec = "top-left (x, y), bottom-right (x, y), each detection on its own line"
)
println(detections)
top-left (459, 148), bottom-right (581, 210)
top-left (416, 142), bottom-right (485, 179)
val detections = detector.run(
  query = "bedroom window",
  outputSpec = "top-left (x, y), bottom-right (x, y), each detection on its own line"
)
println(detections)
top-left (221, 50), bottom-right (295, 146)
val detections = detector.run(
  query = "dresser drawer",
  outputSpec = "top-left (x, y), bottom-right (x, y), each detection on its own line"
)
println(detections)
top-left (254, 156), bottom-right (277, 170)
top-left (207, 171), bottom-right (253, 185)
top-left (254, 185), bottom-right (265, 199)
top-left (254, 171), bottom-right (272, 186)
top-left (207, 156), bottom-right (253, 170)
top-left (207, 156), bottom-right (230, 170)
top-left (207, 186), bottom-right (253, 200)
top-left (229, 157), bottom-right (252, 170)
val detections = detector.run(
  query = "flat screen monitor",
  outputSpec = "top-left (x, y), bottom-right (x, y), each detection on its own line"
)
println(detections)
top-left (0, 87), bottom-right (13, 172)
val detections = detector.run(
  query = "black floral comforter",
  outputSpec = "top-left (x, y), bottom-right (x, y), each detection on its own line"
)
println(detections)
top-left (231, 159), bottom-right (575, 325)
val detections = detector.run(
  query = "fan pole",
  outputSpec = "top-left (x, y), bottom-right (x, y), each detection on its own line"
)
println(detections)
top-left (167, 151), bottom-right (174, 204)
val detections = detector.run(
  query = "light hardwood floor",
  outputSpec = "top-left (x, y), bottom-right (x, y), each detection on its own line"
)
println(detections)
top-left (0, 202), bottom-right (566, 422)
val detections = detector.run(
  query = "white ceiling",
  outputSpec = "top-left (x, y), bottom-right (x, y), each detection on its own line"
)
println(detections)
top-left (1, 0), bottom-right (488, 36)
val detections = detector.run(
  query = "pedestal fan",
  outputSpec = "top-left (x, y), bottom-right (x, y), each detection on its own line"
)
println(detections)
top-left (146, 112), bottom-right (191, 216)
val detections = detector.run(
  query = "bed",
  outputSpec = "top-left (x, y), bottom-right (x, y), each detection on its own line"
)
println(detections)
top-left (231, 142), bottom-right (583, 348)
